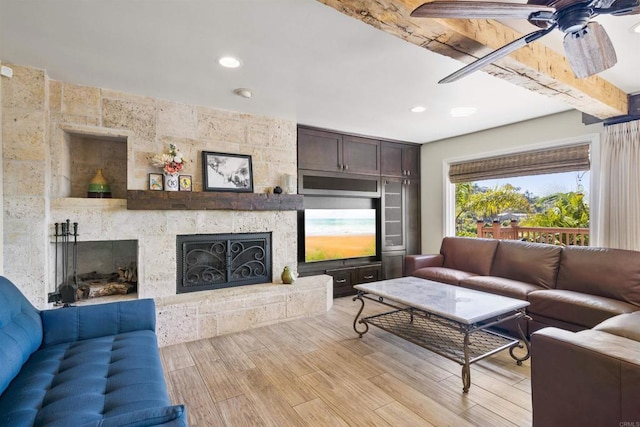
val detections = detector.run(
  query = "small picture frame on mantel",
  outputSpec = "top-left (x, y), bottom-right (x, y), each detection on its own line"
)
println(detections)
top-left (149, 173), bottom-right (163, 191)
top-left (179, 175), bottom-right (192, 192)
top-left (202, 151), bottom-right (254, 193)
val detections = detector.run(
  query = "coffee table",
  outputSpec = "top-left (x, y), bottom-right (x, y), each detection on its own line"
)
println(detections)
top-left (353, 277), bottom-right (530, 392)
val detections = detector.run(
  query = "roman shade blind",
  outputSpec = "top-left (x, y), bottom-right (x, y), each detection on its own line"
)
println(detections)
top-left (448, 144), bottom-right (590, 183)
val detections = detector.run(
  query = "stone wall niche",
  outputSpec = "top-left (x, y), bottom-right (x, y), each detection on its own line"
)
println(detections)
top-left (70, 134), bottom-right (127, 199)
top-left (58, 126), bottom-right (129, 199)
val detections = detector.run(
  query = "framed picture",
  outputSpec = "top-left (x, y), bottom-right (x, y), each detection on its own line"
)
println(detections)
top-left (179, 175), bottom-right (192, 192)
top-left (202, 151), bottom-right (253, 192)
top-left (149, 173), bottom-right (163, 190)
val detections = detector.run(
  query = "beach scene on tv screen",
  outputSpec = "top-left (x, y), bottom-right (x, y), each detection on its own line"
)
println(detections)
top-left (305, 209), bottom-right (376, 262)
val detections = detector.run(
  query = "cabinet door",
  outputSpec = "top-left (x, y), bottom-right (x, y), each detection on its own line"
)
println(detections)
top-left (382, 252), bottom-right (405, 279)
top-left (382, 177), bottom-right (405, 251)
top-left (403, 144), bottom-right (420, 177)
top-left (342, 136), bottom-right (380, 175)
top-left (298, 128), bottom-right (342, 172)
top-left (380, 142), bottom-right (404, 177)
top-left (405, 180), bottom-right (421, 255)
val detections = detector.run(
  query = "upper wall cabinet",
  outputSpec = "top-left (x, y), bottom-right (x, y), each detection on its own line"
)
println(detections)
top-left (298, 127), bottom-right (380, 176)
top-left (381, 142), bottom-right (420, 178)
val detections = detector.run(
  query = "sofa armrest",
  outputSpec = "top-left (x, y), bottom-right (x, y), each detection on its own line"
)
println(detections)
top-left (531, 327), bottom-right (640, 426)
top-left (405, 254), bottom-right (444, 275)
top-left (41, 299), bottom-right (156, 347)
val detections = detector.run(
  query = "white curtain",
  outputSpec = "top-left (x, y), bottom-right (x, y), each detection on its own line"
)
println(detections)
top-left (598, 120), bottom-right (640, 250)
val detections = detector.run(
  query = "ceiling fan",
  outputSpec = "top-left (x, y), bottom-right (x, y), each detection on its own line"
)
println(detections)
top-left (410, 0), bottom-right (640, 83)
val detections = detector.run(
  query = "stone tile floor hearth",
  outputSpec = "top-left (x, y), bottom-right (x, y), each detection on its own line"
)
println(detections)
top-left (161, 296), bottom-right (532, 426)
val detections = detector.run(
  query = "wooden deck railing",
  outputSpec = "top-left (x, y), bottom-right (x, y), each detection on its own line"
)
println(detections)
top-left (476, 220), bottom-right (590, 246)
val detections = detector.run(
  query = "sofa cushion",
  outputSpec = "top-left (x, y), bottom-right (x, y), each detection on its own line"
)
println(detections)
top-left (490, 240), bottom-right (561, 289)
top-left (594, 311), bottom-right (640, 341)
top-left (0, 277), bottom-right (43, 395)
top-left (412, 267), bottom-right (476, 285)
top-left (83, 404), bottom-right (187, 427)
top-left (459, 276), bottom-right (544, 300)
top-left (0, 330), bottom-right (171, 426)
top-left (528, 289), bottom-right (638, 329)
top-left (556, 246), bottom-right (640, 307)
top-left (440, 237), bottom-right (499, 276)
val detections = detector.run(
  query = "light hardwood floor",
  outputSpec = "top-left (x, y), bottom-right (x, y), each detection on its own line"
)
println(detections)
top-left (161, 296), bottom-right (532, 426)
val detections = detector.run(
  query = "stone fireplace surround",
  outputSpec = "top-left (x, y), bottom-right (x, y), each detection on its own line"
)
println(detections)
top-left (2, 63), bottom-right (332, 347)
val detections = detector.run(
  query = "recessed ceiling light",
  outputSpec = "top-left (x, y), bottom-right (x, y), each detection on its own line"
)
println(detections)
top-left (411, 106), bottom-right (427, 113)
top-left (218, 56), bottom-right (241, 68)
top-left (450, 107), bottom-right (478, 117)
top-left (632, 22), bottom-right (640, 34)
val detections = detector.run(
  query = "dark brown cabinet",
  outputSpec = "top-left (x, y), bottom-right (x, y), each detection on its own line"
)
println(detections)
top-left (298, 127), bottom-right (380, 176)
top-left (297, 127), bottom-right (341, 173)
top-left (327, 264), bottom-right (381, 297)
top-left (381, 251), bottom-right (406, 279)
top-left (381, 142), bottom-right (421, 279)
top-left (381, 142), bottom-right (420, 178)
top-left (405, 179), bottom-right (421, 256)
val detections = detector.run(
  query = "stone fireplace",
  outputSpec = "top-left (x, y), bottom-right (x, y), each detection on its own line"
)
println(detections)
top-left (2, 63), bottom-right (332, 347)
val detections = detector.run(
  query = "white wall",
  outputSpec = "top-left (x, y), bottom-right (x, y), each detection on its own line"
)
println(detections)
top-left (0, 62), bottom-right (3, 275)
top-left (419, 110), bottom-right (604, 253)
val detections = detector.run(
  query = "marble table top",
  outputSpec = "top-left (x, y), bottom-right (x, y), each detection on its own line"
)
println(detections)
top-left (354, 277), bottom-right (529, 325)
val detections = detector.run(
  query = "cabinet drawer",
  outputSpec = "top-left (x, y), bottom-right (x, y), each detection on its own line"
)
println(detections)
top-left (327, 269), bottom-right (354, 297)
top-left (357, 266), bottom-right (381, 283)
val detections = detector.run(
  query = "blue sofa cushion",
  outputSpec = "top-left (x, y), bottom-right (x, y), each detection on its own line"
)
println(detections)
top-left (0, 277), bottom-right (43, 395)
top-left (41, 299), bottom-right (156, 347)
top-left (83, 404), bottom-right (187, 427)
top-left (0, 330), bottom-right (172, 426)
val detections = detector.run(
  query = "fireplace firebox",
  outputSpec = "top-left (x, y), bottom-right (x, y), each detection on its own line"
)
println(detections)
top-left (176, 233), bottom-right (272, 293)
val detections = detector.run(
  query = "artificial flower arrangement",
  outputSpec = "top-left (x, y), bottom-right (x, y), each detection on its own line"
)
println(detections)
top-left (151, 143), bottom-right (186, 174)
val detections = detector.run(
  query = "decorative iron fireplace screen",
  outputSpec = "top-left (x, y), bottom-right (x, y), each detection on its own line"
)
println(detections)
top-left (176, 233), bottom-right (272, 293)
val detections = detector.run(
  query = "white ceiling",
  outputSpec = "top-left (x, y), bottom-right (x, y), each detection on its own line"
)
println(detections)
top-left (1, 0), bottom-right (639, 143)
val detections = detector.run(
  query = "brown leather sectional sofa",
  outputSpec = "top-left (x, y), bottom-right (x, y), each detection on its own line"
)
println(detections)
top-left (531, 312), bottom-right (640, 426)
top-left (405, 236), bottom-right (640, 334)
top-left (406, 236), bottom-right (640, 426)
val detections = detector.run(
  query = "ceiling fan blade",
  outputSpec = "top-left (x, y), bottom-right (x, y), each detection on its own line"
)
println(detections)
top-left (411, 1), bottom-right (555, 19)
top-left (563, 22), bottom-right (617, 78)
top-left (595, 0), bottom-right (640, 14)
top-left (439, 25), bottom-right (557, 83)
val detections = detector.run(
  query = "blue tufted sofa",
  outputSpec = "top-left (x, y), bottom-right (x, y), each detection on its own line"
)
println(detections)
top-left (0, 276), bottom-right (187, 426)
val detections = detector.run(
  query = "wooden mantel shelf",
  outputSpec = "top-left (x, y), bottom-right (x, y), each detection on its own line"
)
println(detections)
top-left (127, 190), bottom-right (303, 211)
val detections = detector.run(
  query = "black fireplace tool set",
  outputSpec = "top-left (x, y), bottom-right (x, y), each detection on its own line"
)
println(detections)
top-left (48, 219), bottom-right (78, 305)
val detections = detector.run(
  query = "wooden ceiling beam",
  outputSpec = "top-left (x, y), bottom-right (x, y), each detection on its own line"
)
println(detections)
top-left (318, 0), bottom-right (628, 118)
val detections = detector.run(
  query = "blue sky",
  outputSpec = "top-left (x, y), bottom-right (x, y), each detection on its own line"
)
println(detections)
top-left (476, 171), bottom-right (590, 197)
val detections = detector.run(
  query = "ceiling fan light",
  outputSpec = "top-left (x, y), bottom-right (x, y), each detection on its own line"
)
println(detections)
top-left (563, 22), bottom-right (617, 78)
top-left (632, 22), bottom-right (640, 34)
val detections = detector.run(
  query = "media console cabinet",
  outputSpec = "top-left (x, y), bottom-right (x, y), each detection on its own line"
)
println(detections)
top-left (296, 125), bottom-right (421, 297)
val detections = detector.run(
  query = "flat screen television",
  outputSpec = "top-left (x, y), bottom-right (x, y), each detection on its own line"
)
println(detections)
top-left (304, 208), bottom-right (377, 263)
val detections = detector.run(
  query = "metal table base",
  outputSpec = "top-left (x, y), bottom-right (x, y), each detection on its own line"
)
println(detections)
top-left (353, 291), bottom-right (530, 393)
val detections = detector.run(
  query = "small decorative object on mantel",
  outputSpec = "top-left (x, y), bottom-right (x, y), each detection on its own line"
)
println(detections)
top-left (151, 143), bottom-right (186, 192)
top-left (202, 151), bottom-right (254, 193)
top-left (179, 175), bottom-right (192, 191)
top-left (87, 168), bottom-right (112, 198)
top-left (282, 174), bottom-right (295, 194)
top-left (273, 186), bottom-right (283, 194)
top-left (281, 266), bottom-right (295, 284)
top-left (148, 173), bottom-right (163, 190)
